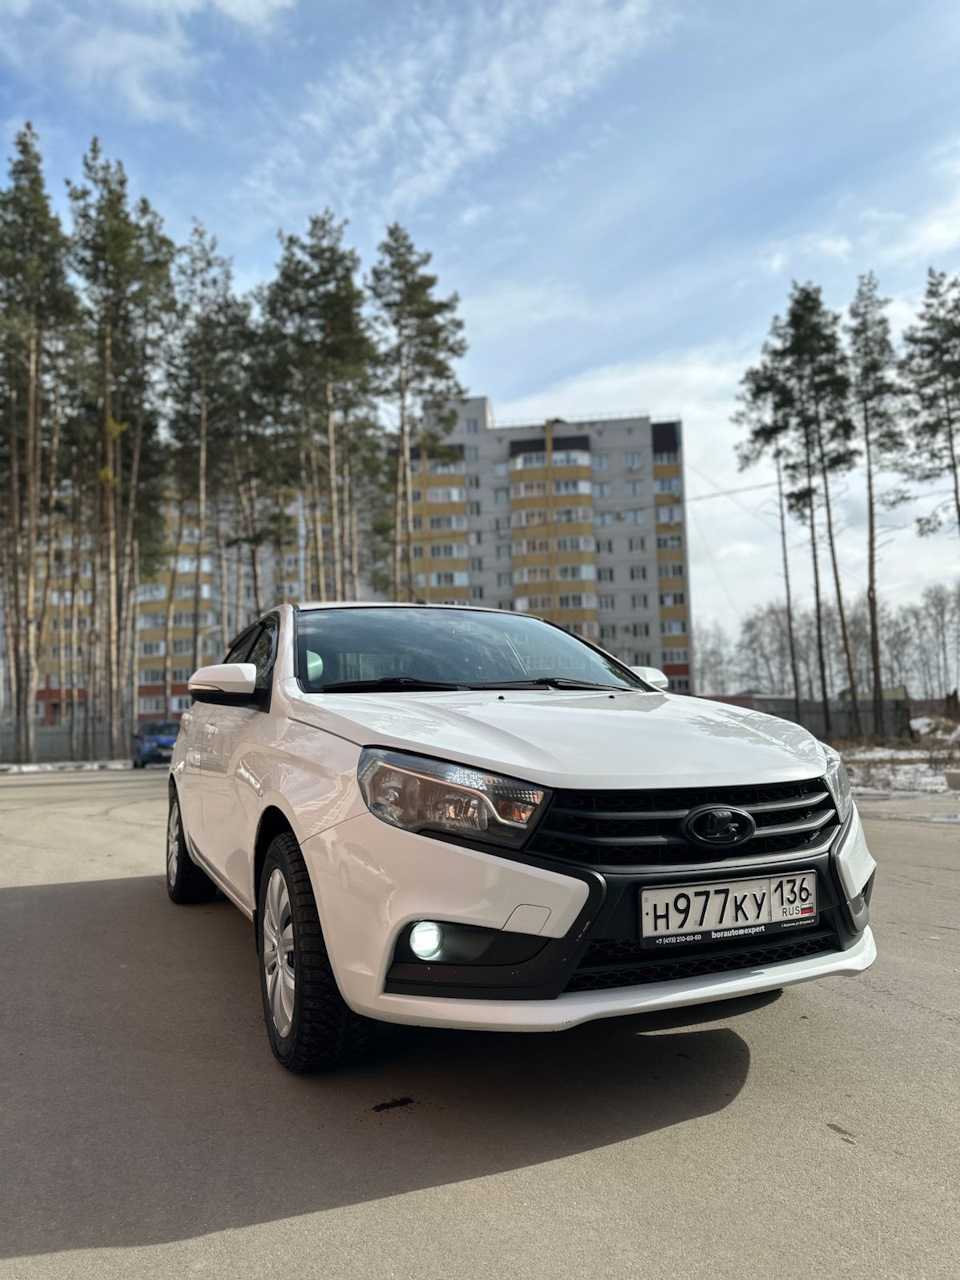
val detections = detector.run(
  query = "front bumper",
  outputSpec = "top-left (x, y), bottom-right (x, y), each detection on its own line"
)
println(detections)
top-left (299, 805), bottom-right (877, 1032)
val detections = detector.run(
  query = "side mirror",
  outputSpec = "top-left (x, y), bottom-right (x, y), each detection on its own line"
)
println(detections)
top-left (630, 665), bottom-right (669, 691)
top-left (187, 662), bottom-right (258, 705)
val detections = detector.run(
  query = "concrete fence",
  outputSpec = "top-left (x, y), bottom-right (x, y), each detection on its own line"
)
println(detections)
top-left (698, 694), bottom-right (913, 740)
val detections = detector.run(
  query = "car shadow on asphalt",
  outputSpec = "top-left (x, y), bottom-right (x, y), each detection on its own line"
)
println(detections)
top-left (0, 874), bottom-right (770, 1258)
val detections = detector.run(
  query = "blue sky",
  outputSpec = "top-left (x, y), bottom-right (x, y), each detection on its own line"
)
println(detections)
top-left (2, 0), bottom-right (959, 630)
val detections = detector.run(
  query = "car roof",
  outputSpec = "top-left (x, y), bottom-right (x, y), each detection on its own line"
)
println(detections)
top-left (292, 601), bottom-right (511, 617)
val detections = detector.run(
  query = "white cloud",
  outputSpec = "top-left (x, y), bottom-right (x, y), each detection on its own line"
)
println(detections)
top-left (54, 19), bottom-right (200, 124)
top-left (460, 203), bottom-right (493, 226)
top-left (290, 0), bottom-right (658, 213)
top-left (759, 231), bottom-right (852, 277)
top-left (124, 0), bottom-right (292, 25)
top-left (0, 0), bottom-right (291, 122)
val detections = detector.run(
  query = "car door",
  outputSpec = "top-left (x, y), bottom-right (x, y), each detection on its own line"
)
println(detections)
top-left (199, 615), bottom-right (279, 906)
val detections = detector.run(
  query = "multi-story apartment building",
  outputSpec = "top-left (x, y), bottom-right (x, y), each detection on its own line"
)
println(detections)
top-left (411, 397), bottom-right (693, 692)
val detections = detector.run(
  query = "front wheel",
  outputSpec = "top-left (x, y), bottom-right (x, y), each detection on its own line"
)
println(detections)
top-left (166, 791), bottom-right (218, 904)
top-left (258, 831), bottom-right (376, 1071)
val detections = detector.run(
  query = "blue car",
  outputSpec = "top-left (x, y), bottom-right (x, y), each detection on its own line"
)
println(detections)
top-left (133, 720), bottom-right (180, 768)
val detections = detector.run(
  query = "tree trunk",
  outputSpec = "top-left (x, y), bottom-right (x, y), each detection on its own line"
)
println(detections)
top-left (23, 315), bottom-right (40, 761)
top-left (118, 410), bottom-right (143, 740)
top-left (341, 439), bottom-right (353, 600)
top-left (68, 473), bottom-right (82, 761)
top-left (326, 380), bottom-right (342, 598)
top-left (192, 372), bottom-right (208, 672)
top-left (392, 450), bottom-right (404, 602)
top-left (215, 504), bottom-right (229, 651)
top-left (806, 453), bottom-right (831, 737)
top-left (308, 446), bottom-right (327, 601)
top-left (814, 423), bottom-right (862, 737)
top-left (164, 504), bottom-right (185, 718)
top-left (102, 315), bottom-right (122, 758)
top-left (399, 374), bottom-right (415, 597)
top-left (862, 408), bottom-right (885, 738)
top-left (776, 456), bottom-right (802, 725)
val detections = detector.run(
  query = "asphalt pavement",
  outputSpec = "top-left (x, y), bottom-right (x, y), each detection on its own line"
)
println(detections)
top-left (0, 771), bottom-right (957, 1279)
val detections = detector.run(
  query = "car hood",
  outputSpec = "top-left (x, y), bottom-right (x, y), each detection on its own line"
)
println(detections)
top-left (283, 682), bottom-right (828, 790)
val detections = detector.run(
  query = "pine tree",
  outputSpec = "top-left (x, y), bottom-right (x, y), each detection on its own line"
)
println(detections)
top-left (847, 273), bottom-right (903, 736)
top-left (900, 268), bottom-right (960, 542)
top-left (0, 124), bottom-right (75, 760)
top-left (737, 285), bottom-right (862, 737)
top-left (261, 211), bottom-right (376, 601)
top-left (369, 224), bottom-right (466, 599)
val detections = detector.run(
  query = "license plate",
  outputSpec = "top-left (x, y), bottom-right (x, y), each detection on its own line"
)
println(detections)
top-left (158, 748), bottom-right (172, 759)
top-left (640, 871), bottom-right (818, 948)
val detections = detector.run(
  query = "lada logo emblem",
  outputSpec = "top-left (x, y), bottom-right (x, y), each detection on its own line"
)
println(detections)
top-left (681, 804), bottom-right (756, 848)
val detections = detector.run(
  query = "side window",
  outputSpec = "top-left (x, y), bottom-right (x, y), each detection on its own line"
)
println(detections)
top-left (246, 618), bottom-right (278, 693)
top-left (224, 629), bottom-right (255, 665)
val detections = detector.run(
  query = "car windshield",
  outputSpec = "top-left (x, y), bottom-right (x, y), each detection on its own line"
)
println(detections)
top-left (142, 721), bottom-right (179, 736)
top-left (296, 607), bottom-right (648, 693)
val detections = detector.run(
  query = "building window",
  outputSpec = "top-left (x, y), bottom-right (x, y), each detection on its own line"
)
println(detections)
top-left (430, 515), bottom-right (468, 531)
top-left (594, 512), bottom-right (614, 527)
top-left (654, 450), bottom-right (679, 465)
top-left (497, 571), bottom-right (512, 586)
top-left (658, 562), bottom-right (685, 579)
top-left (470, 557), bottom-right (483, 572)
top-left (657, 505), bottom-right (683, 525)
top-left (511, 451), bottom-right (546, 470)
top-left (654, 476), bottom-right (682, 495)
top-left (139, 641), bottom-right (166, 657)
top-left (470, 585), bottom-right (484, 600)
top-left (465, 446), bottom-right (479, 462)
top-left (623, 451), bottom-right (645, 470)
top-left (468, 474), bottom-right (481, 489)
top-left (431, 542), bottom-right (469, 558)
top-left (628, 536), bottom-right (646, 552)
top-left (428, 486), bottom-right (465, 502)
top-left (598, 567), bottom-right (614, 582)
top-left (624, 509), bottom-right (645, 524)
top-left (552, 449), bottom-right (590, 467)
top-left (494, 461), bottom-right (509, 477)
top-left (468, 501), bottom-right (482, 516)
top-left (631, 593), bottom-right (648, 610)
top-left (598, 595), bottom-right (616, 611)
top-left (661, 619), bottom-right (686, 635)
top-left (668, 677), bottom-right (690, 692)
top-left (466, 418), bottom-right (479, 434)
top-left (625, 480), bottom-right (644, 497)
top-left (557, 563), bottom-right (596, 581)
top-left (553, 479), bottom-right (591, 495)
top-left (660, 591), bottom-right (685, 606)
top-left (592, 454), bottom-right (610, 471)
top-left (657, 534), bottom-right (684, 549)
top-left (629, 565), bottom-right (646, 581)
top-left (594, 482), bottom-right (612, 499)
top-left (511, 481), bottom-right (547, 498)
top-left (412, 545), bottom-right (424, 559)
top-left (663, 648), bottom-right (690, 663)
top-left (596, 538), bottom-right (613, 554)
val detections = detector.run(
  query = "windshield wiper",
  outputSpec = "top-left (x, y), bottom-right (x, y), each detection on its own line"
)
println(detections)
top-left (316, 676), bottom-right (468, 693)
top-left (471, 676), bottom-right (629, 692)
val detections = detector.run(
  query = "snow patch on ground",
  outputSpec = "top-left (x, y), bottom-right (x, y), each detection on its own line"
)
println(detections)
top-left (844, 750), bottom-right (950, 795)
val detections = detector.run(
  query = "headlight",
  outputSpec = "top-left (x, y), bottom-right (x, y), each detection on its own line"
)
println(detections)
top-left (357, 748), bottom-right (550, 848)
top-left (822, 747), bottom-right (853, 824)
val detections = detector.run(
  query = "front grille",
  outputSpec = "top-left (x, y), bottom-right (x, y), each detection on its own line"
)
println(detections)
top-left (565, 930), bottom-right (838, 992)
top-left (528, 777), bottom-right (839, 868)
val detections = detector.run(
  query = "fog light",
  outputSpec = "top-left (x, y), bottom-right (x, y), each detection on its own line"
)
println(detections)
top-left (410, 921), bottom-right (443, 960)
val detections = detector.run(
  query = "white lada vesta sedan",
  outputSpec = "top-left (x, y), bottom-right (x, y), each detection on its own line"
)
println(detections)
top-left (167, 603), bottom-right (877, 1071)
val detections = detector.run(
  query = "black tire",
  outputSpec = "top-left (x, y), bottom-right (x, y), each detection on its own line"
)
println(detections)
top-left (166, 790), bottom-right (218, 904)
top-left (258, 830), bottom-right (376, 1072)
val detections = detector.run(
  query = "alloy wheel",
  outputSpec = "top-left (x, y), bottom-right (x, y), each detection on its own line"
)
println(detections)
top-left (167, 803), bottom-right (180, 885)
top-left (262, 868), bottom-right (296, 1037)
